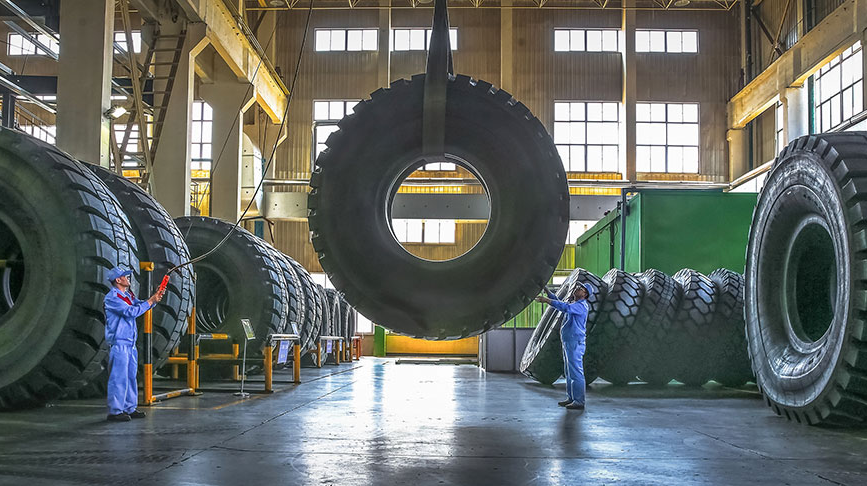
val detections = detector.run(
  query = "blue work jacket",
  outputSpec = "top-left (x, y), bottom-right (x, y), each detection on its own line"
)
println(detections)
top-left (104, 288), bottom-right (152, 346)
top-left (546, 288), bottom-right (589, 343)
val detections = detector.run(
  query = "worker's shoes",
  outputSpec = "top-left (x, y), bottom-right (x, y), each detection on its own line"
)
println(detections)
top-left (127, 410), bottom-right (146, 419)
top-left (106, 413), bottom-right (131, 422)
top-left (557, 399), bottom-right (573, 407)
top-left (565, 402), bottom-right (585, 410)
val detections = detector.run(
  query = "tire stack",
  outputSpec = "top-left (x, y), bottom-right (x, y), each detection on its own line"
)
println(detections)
top-left (520, 266), bottom-right (753, 388)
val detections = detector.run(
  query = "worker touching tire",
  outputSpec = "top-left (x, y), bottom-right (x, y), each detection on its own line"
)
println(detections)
top-left (104, 266), bottom-right (164, 422)
top-left (535, 283), bottom-right (594, 411)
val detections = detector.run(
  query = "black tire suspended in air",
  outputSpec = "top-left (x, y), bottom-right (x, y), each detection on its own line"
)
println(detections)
top-left (308, 74), bottom-right (569, 339)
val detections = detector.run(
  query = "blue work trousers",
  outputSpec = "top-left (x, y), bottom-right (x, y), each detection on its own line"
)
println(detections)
top-left (107, 343), bottom-right (138, 415)
top-left (561, 339), bottom-right (586, 405)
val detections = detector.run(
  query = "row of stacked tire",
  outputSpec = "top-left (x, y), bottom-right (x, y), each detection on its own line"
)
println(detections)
top-left (520, 266), bottom-right (753, 389)
top-left (0, 128), bottom-right (353, 408)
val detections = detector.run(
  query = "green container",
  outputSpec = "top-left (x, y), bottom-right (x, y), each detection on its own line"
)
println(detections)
top-left (575, 190), bottom-right (757, 276)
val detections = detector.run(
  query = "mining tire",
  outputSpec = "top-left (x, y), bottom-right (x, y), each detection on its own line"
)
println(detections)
top-left (670, 269), bottom-right (716, 386)
top-left (577, 269), bottom-right (608, 385)
top-left (174, 217), bottom-right (289, 355)
top-left (0, 129), bottom-right (138, 408)
top-left (87, 164), bottom-right (194, 371)
top-left (270, 248), bottom-right (301, 336)
top-left (633, 269), bottom-right (680, 386)
top-left (308, 74), bottom-right (569, 339)
top-left (707, 268), bottom-right (752, 387)
top-left (286, 257), bottom-right (321, 351)
top-left (595, 269), bottom-right (643, 385)
top-left (520, 272), bottom-right (581, 385)
top-left (746, 133), bottom-right (867, 425)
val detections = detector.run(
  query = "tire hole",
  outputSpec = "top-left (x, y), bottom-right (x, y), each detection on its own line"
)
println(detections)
top-left (0, 218), bottom-right (25, 319)
top-left (194, 264), bottom-right (230, 333)
top-left (784, 222), bottom-right (837, 344)
top-left (388, 157), bottom-right (490, 262)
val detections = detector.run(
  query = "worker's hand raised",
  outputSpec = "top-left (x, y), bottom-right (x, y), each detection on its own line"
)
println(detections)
top-left (534, 296), bottom-right (547, 303)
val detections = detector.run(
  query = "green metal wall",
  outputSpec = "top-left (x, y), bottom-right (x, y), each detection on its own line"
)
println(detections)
top-left (575, 190), bottom-right (757, 277)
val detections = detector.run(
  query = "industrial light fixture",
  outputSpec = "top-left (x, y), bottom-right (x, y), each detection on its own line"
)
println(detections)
top-left (104, 106), bottom-right (127, 119)
top-left (674, 0), bottom-right (690, 6)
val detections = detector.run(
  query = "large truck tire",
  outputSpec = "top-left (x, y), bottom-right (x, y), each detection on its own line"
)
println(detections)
top-left (270, 248), bottom-right (301, 336)
top-left (671, 269), bottom-right (717, 386)
top-left (519, 272), bottom-right (580, 385)
top-left (0, 129), bottom-right (138, 408)
top-left (746, 133), bottom-right (867, 425)
top-left (174, 217), bottom-right (289, 354)
top-left (87, 164), bottom-right (194, 371)
top-left (286, 257), bottom-right (321, 351)
top-left (576, 269), bottom-right (608, 385)
top-left (633, 269), bottom-right (680, 386)
top-left (308, 74), bottom-right (569, 339)
top-left (707, 269), bottom-right (753, 387)
top-left (595, 269), bottom-right (643, 385)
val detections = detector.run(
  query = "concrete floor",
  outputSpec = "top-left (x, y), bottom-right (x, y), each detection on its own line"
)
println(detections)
top-left (1, 358), bottom-right (866, 485)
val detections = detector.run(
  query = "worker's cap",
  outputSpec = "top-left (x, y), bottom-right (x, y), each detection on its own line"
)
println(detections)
top-left (106, 266), bottom-right (132, 282)
top-left (581, 283), bottom-right (595, 296)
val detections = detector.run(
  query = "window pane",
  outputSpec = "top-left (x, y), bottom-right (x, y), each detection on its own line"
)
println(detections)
top-left (315, 30), bottom-right (330, 51)
top-left (602, 145), bottom-right (618, 172)
top-left (587, 102), bottom-right (603, 121)
top-left (395, 29), bottom-right (410, 51)
top-left (682, 103), bottom-right (699, 122)
top-left (557, 145), bottom-right (570, 168)
top-left (683, 147), bottom-right (699, 173)
top-left (406, 220), bottom-right (422, 243)
top-left (650, 31), bottom-right (665, 52)
top-left (636, 146), bottom-right (650, 172)
top-left (602, 30), bottom-right (618, 51)
top-left (570, 102), bottom-right (585, 121)
top-left (586, 30), bottom-right (602, 51)
top-left (636, 30), bottom-right (650, 52)
top-left (314, 101), bottom-right (329, 121)
top-left (570, 122), bottom-right (586, 144)
top-left (330, 30), bottom-right (346, 51)
top-left (450, 29), bottom-right (458, 48)
top-left (668, 146), bottom-right (683, 173)
top-left (682, 31), bottom-right (698, 53)
top-left (667, 103), bottom-right (683, 123)
top-left (601, 122), bottom-right (619, 145)
top-left (554, 30), bottom-right (569, 51)
top-left (666, 31), bottom-right (682, 53)
top-left (346, 101), bottom-right (359, 114)
top-left (441, 162), bottom-right (456, 171)
top-left (347, 30), bottom-right (363, 51)
top-left (410, 29), bottom-right (425, 50)
top-left (553, 122), bottom-right (570, 144)
top-left (636, 122), bottom-right (654, 145)
top-left (636, 103), bottom-right (651, 122)
top-left (554, 102), bottom-right (570, 121)
top-left (329, 101), bottom-right (344, 120)
top-left (843, 87), bottom-right (853, 120)
top-left (650, 146), bottom-right (666, 172)
top-left (202, 122), bottom-right (212, 143)
top-left (602, 102), bottom-right (618, 121)
top-left (440, 220), bottom-right (456, 244)
top-left (363, 30), bottom-right (377, 50)
top-left (570, 145), bottom-right (585, 172)
top-left (855, 81), bottom-right (864, 113)
top-left (423, 220), bottom-right (440, 243)
top-left (393, 219), bottom-right (407, 242)
top-left (570, 30), bottom-right (585, 51)
top-left (586, 146), bottom-right (603, 172)
top-left (586, 122), bottom-right (603, 143)
top-left (650, 103), bottom-right (666, 121)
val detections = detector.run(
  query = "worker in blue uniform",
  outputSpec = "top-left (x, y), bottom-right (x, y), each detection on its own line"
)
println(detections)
top-left (535, 282), bottom-right (593, 410)
top-left (104, 266), bottom-right (165, 422)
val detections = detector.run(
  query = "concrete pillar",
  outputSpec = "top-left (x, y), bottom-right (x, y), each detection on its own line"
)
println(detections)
top-left (201, 60), bottom-right (253, 222)
top-left (783, 86), bottom-right (809, 142)
top-left (500, 0), bottom-right (513, 92)
top-left (622, 2), bottom-right (637, 182)
top-left (727, 128), bottom-right (749, 182)
top-left (378, 0), bottom-right (391, 86)
top-left (56, 0), bottom-right (114, 167)
top-left (152, 23), bottom-right (209, 218)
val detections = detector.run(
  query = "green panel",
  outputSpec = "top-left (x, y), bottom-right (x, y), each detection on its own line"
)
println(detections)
top-left (640, 191), bottom-right (756, 275)
top-left (374, 325), bottom-right (387, 356)
top-left (574, 196), bottom-right (642, 275)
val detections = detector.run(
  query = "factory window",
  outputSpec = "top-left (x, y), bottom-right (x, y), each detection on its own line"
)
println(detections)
top-left (390, 28), bottom-right (457, 51)
top-left (314, 29), bottom-right (378, 52)
top-left (553, 101), bottom-right (620, 173)
top-left (113, 123), bottom-right (141, 167)
top-left (114, 31), bottom-right (142, 53)
top-left (18, 124), bottom-right (55, 144)
top-left (355, 312), bottom-right (374, 334)
top-left (776, 101), bottom-right (785, 154)
top-left (635, 30), bottom-right (698, 53)
top-left (553, 29), bottom-right (619, 52)
top-left (391, 219), bottom-right (456, 244)
top-left (313, 100), bottom-right (360, 160)
top-left (7, 33), bottom-right (58, 56)
top-left (566, 220), bottom-right (595, 243)
top-left (191, 101), bottom-right (213, 171)
top-left (421, 160), bottom-right (456, 171)
top-left (636, 102), bottom-right (700, 173)
top-left (813, 42), bottom-right (863, 132)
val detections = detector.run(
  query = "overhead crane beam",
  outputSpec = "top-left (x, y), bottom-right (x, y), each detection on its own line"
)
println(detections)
top-left (173, 0), bottom-right (289, 123)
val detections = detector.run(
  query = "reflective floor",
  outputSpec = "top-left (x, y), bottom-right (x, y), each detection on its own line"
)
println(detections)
top-left (1, 358), bottom-right (866, 485)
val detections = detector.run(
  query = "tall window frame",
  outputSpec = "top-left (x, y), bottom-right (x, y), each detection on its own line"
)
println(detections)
top-left (191, 101), bottom-right (213, 171)
top-left (313, 100), bottom-right (361, 162)
top-left (813, 42), bottom-right (863, 132)
top-left (553, 29), bottom-right (619, 52)
top-left (635, 30), bottom-right (698, 53)
top-left (314, 29), bottom-right (378, 52)
top-left (636, 102), bottom-right (700, 173)
top-left (553, 101), bottom-right (620, 173)
top-left (390, 28), bottom-right (458, 51)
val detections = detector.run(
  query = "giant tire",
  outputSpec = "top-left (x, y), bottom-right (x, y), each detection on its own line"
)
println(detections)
top-left (308, 74), bottom-right (569, 339)
top-left (87, 164), bottom-right (194, 371)
top-left (286, 257), bottom-right (321, 351)
top-left (174, 217), bottom-right (289, 353)
top-left (270, 247), bottom-right (301, 336)
top-left (595, 269), bottom-right (643, 385)
top-left (746, 133), bottom-right (867, 425)
top-left (0, 128), bottom-right (138, 408)
top-left (633, 269), bottom-right (680, 386)
top-left (707, 269), bottom-right (753, 387)
top-left (670, 269), bottom-right (717, 386)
